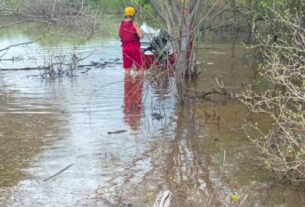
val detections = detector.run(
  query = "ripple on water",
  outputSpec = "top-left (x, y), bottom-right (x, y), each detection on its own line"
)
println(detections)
top-left (3, 40), bottom-right (303, 207)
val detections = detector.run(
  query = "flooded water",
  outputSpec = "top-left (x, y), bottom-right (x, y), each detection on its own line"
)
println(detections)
top-left (1, 21), bottom-right (305, 207)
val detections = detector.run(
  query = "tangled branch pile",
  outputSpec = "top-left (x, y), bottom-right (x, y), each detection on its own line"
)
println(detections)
top-left (241, 12), bottom-right (305, 181)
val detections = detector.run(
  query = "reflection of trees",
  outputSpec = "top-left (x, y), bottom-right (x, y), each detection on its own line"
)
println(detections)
top-left (121, 100), bottom-right (250, 206)
top-left (163, 104), bottom-right (222, 206)
top-left (142, 71), bottom-right (176, 135)
top-left (147, 70), bottom-right (175, 102)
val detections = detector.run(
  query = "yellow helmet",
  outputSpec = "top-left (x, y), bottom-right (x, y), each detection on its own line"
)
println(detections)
top-left (124, 6), bottom-right (136, 17)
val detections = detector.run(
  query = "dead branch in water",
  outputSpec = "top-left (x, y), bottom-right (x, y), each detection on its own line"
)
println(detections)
top-left (43, 163), bottom-right (73, 182)
top-left (153, 191), bottom-right (173, 207)
top-left (184, 87), bottom-right (231, 100)
top-left (0, 35), bottom-right (46, 53)
top-left (0, 62), bottom-right (111, 71)
top-left (183, 78), bottom-right (232, 100)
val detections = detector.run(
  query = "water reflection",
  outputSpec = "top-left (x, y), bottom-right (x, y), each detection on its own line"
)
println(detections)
top-left (0, 72), bottom-right (68, 206)
top-left (163, 105), bottom-right (221, 206)
top-left (123, 74), bottom-right (144, 131)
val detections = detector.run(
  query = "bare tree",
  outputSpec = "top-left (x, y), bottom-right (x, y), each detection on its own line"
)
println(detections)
top-left (147, 0), bottom-right (233, 102)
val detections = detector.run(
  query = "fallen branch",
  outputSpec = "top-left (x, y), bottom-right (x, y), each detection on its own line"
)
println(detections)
top-left (184, 87), bottom-right (231, 99)
top-left (107, 129), bottom-right (127, 135)
top-left (0, 63), bottom-right (113, 71)
top-left (153, 191), bottom-right (173, 207)
top-left (43, 163), bottom-right (73, 182)
top-left (0, 35), bottom-right (46, 53)
top-left (0, 66), bottom-right (48, 71)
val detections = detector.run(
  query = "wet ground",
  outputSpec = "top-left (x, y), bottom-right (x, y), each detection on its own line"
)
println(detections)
top-left (1, 23), bottom-right (305, 207)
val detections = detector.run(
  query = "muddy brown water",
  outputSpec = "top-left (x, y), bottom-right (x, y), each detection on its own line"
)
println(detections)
top-left (1, 33), bottom-right (305, 206)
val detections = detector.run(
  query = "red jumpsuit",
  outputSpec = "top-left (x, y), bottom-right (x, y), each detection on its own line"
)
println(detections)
top-left (119, 20), bottom-right (143, 69)
top-left (123, 76), bottom-right (143, 130)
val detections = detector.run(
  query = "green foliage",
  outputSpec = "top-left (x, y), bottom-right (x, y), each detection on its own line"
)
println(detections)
top-left (231, 193), bottom-right (240, 203)
top-left (93, 0), bottom-right (122, 11)
top-left (131, 0), bottom-right (150, 6)
top-left (259, 0), bottom-right (285, 8)
top-left (81, 0), bottom-right (154, 17)
top-left (134, 3), bottom-right (154, 23)
top-left (2, 0), bottom-right (20, 7)
top-left (257, 0), bottom-right (305, 19)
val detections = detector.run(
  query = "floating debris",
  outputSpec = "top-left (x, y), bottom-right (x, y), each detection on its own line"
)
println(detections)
top-left (107, 130), bottom-right (127, 135)
top-left (152, 112), bottom-right (164, 120)
top-left (209, 51), bottom-right (226, 55)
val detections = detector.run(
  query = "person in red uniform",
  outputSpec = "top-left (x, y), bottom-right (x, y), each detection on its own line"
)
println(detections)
top-left (119, 6), bottom-right (144, 75)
